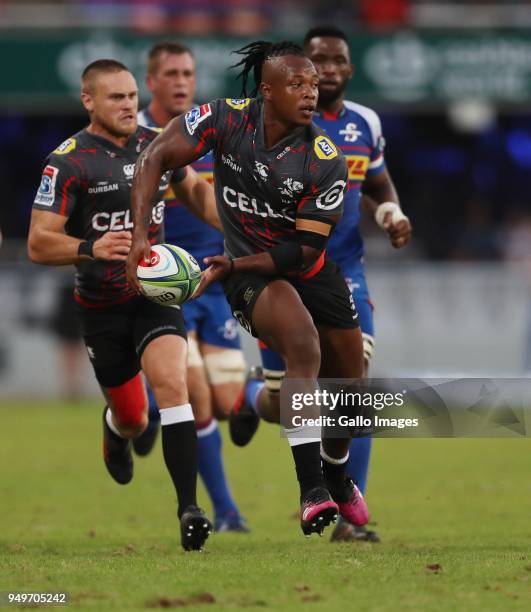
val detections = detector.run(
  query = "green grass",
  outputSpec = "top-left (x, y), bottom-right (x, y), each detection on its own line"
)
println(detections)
top-left (0, 401), bottom-right (530, 611)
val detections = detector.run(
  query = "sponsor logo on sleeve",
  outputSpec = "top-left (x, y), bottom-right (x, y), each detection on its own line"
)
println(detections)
top-left (53, 138), bottom-right (77, 155)
top-left (346, 155), bottom-right (369, 181)
top-left (184, 103), bottom-right (212, 136)
top-left (34, 165), bottom-right (59, 206)
top-left (314, 136), bottom-right (338, 160)
top-left (225, 98), bottom-right (251, 110)
top-left (315, 180), bottom-right (346, 210)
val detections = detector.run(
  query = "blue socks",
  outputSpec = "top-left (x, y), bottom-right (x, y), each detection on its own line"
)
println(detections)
top-left (197, 419), bottom-right (240, 520)
top-left (245, 379), bottom-right (264, 414)
top-left (347, 436), bottom-right (372, 495)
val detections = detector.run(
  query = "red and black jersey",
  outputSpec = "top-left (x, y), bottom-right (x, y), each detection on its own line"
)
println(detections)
top-left (178, 98), bottom-right (348, 261)
top-left (33, 127), bottom-right (185, 308)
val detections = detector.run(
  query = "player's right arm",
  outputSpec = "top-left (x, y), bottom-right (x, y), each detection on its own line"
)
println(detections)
top-left (28, 155), bottom-right (131, 265)
top-left (28, 211), bottom-right (132, 265)
top-left (128, 102), bottom-right (220, 291)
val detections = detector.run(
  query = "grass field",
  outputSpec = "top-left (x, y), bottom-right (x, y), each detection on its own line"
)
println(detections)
top-left (0, 401), bottom-right (530, 611)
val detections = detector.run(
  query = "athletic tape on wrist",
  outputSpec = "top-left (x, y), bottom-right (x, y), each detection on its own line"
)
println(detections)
top-left (375, 202), bottom-right (407, 229)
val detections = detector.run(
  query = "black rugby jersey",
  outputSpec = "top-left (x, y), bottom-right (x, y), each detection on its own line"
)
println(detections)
top-left (33, 127), bottom-right (185, 307)
top-left (178, 98), bottom-right (348, 265)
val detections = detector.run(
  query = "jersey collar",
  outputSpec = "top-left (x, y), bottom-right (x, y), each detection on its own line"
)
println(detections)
top-left (83, 128), bottom-right (141, 157)
top-left (255, 98), bottom-right (306, 152)
top-left (313, 104), bottom-right (347, 121)
top-left (140, 107), bottom-right (158, 128)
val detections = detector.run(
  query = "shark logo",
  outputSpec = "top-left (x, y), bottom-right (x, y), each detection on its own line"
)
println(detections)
top-left (279, 177), bottom-right (304, 202)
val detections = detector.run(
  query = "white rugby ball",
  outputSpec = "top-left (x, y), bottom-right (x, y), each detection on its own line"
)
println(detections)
top-left (137, 243), bottom-right (202, 306)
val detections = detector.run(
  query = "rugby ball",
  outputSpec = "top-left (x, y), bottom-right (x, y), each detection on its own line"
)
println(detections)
top-left (137, 243), bottom-right (202, 306)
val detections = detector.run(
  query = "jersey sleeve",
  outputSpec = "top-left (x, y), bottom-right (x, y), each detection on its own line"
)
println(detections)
top-left (32, 154), bottom-right (81, 217)
top-left (177, 98), bottom-right (227, 156)
top-left (366, 112), bottom-right (386, 178)
top-left (296, 146), bottom-right (348, 248)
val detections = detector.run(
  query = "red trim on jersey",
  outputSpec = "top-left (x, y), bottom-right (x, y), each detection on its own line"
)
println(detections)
top-left (59, 176), bottom-right (76, 216)
top-left (258, 340), bottom-right (268, 350)
top-left (74, 290), bottom-right (136, 309)
top-left (342, 145), bottom-right (371, 152)
top-left (195, 128), bottom-right (217, 154)
top-left (297, 194), bottom-right (312, 211)
top-left (322, 110), bottom-right (339, 120)
top-left (300, 251), bottom-right (325, 280)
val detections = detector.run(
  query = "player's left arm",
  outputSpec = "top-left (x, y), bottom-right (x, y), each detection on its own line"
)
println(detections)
top-left (360, 108), bottom-right (412, 248)
top-left (362, 169), bottom-right (411, 249)
top-left (170, 167), bottom-right (222, 232)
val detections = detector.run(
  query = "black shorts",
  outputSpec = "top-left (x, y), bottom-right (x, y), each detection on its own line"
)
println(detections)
top-left (76, 296), bottom-right (187, 388)
top-left (222, 258), bottom-right (359, 337)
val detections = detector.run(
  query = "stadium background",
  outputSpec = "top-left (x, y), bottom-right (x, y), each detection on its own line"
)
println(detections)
top-left (1, 3), bottom-right (531, 610)
top-left (2, 1), bottom-right (531, 397)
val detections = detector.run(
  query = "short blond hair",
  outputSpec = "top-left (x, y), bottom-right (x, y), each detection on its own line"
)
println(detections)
top-left (81, 59), bottom-right (130, 94)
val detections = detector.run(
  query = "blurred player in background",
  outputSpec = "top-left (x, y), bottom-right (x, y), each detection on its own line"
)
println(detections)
top-left (127, 40), bottom-right (369, 539)
top-left (137, 42), bottom-right (248, 533)
top-left (229, 26), bottom-right (412, 542)
top-left (49, 272), bottom-right (85, 402)
top-left (28, 59), bottom-right (220, 551)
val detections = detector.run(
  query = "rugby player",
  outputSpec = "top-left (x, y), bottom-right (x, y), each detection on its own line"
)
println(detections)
top-left (28, 59), bottom-right (219, 551)
top-left (230, 26), bottom-right (412, 542)
top-left (127, 41), bottom-right (368, 538)
top-left (136, 41), bottom-right (248, 532)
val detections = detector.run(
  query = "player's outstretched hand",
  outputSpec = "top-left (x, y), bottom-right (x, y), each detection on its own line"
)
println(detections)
top-left (382, 213), bottom-right (412, 249)
top-left (126, 235), bottom-right (152, 294)
top-left (194, 255), bottom-right (232, 298)
top-left (93, 230), bottom-right (132, 261)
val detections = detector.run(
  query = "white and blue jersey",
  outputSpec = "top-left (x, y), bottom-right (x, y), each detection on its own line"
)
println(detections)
top-left (138, 108), bottom-right (240, 349)
top-left (313, 101), bottom-right (386, 337)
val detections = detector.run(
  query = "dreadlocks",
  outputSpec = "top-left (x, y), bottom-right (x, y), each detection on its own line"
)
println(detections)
top-left (232, 40), bottom-right (306, 98)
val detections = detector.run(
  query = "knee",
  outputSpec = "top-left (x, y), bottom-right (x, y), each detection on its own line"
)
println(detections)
top-left (119, 414), bottom-right (148, 438)
top-left (150, 371), bottom-right (188, 408)
top-left (108, 375), bottom-right (148, 437)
